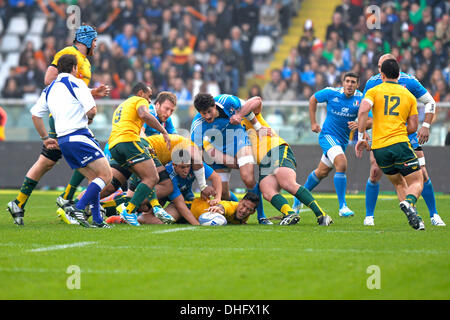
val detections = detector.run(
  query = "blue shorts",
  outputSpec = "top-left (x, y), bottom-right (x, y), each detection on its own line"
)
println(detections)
top-left (58, 129), bottom-right (105, 169)
top-left (318, 134), bottom-right (348, 156)
top-left (408, 132), bottom-right (421, 150)
top-left (206, 125), bottom-right (251, 170)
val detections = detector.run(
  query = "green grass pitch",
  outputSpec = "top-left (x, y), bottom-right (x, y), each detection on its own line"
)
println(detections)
top-left (0, 191), bottom-right (449, 300)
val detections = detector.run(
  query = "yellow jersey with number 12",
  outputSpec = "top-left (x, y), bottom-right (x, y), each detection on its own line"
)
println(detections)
top-left (108, 96), bottom-right (150, 148)
top-left (51, 45), bottom-right (91, 86)
top-left (364, 81), bottom-right (418, 149)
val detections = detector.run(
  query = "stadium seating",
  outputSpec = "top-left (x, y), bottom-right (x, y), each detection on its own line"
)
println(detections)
top-left (6, 15), bottom-right (28, 36)
top-left (0, 34), bottom-right (21, 53)
top-left (251, 35), bottom-right (274, 58)
top-left (28, 15), bottom-right (47, 35)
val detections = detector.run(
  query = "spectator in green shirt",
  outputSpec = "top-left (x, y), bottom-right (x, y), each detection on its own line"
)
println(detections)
top-left (409, 0), bottom-right (427, 25)
top-left (419, 26), bottom-right (436, 50)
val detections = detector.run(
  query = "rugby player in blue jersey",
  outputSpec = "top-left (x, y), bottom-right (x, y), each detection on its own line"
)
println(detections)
top-left (362, 54), bottom-right (445, 227)
top-left (293, 72), bottom-right (364, 217)
top-left (190, 93), bottom-right (273, 225)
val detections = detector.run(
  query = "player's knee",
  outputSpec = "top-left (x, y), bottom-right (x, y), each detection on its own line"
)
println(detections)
top-left (370, 166), bottom-right (382, 182)
top-left (240, 172), bottom-right (255, 189)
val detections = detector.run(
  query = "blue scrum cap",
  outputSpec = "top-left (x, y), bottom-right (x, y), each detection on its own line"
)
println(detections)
top-left (74, 25), bottom-right (97, 49)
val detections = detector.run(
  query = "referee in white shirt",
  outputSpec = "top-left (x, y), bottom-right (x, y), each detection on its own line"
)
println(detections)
top-left (30, 54), bottom-right (112, 228)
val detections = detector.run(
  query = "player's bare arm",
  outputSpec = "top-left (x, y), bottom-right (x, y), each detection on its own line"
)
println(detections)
top-left (206, 171), bottom-right (223, 205)
top-left (44, 65), bottom-right (58, 86)
top-left (309, 95), bottom-right (321, 133)
top-left (417, 92), bottom-right (437, 145)
top-left (208, 204), bottom-right (225, 215)
top-left (31, 115), bottom-right (58, 150)
top-left (172, 195), bottom-right (200, 225)
top-left (355, 100), bottom-right (372, 158)
top-left (137, 105), bottom-right (171, 150)
top-left (406, 114), bottom-right (419, 135)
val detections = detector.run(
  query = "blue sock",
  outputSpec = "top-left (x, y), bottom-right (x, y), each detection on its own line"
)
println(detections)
top-left (365, 179), bottom-right (379, 217)
top-left (76, 178), bottom-right (104, 223)
top-left (229, 191), bottom-right (239, 202)
top-left (334, 172), bottom-right (347, 209)
top-left (249, 183), bottom-right (266, 220)
top-left (304, 170), bottom-right (321, 191)
top-left (90, 192), bottom-right (103, 224)
top-left (422, 179), bottom-right (438, 217)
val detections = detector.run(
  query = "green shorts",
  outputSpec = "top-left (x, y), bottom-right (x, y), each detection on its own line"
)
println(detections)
top-left (372, 142), bottom-right (420, 176)
top-left (109, 140), bottom-right (152, 168)
top-left (259, 144), bottom-right (297, 182)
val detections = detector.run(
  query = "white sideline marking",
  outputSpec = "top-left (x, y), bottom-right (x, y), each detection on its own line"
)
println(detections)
top-left (27, 241), bottom-right (97, 252)
top-left (151, 226), bottom-right (199, 234)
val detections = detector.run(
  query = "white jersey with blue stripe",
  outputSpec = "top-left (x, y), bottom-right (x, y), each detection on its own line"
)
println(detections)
top-left (30, 73), bottom-right (96, 137)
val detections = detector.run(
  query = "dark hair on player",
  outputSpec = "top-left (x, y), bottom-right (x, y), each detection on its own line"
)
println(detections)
top-left (194, 93), bottom-right (215, 112)
top-left (242, 192), bottom-right (260, 207)
top-left (57, 54), bottom-right (78, 74)
top-left (381, 59), bottom-right (400, 79)
top-left (343, 72), bottom-right (359, 82)
top-left (132, 82), bottom-right (151, 95)
top-left (155, 91), bottom-right (177, 106)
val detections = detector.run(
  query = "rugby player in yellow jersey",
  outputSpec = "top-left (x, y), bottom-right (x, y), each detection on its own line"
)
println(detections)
top-left (242, 105), bottom-right (332, 226)
top-left (6, 26), bottom-right (110, 225)
top-left (108, 82), bottom-right (175, 226)
top-left (355, 58), bottom-right (425, 230)
top-left (97, 134), bottom-right (215, 218)
top-left (188, 193), bottom-right (260, 225)
top-left (135, 150), bottom-right (222, 225)
top-left (204, 105), bottom-right (333, 226)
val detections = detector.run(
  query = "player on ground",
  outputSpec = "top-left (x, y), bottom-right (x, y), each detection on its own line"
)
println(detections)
top-left (209, 101), bottom-right (333, 225)
top-left (6, 25), bottom-right (109, 225)
top-left (190, 93), bottom-right (272, 225)
top-left (108, 82), bottom-right (175, 226)
top-left (355, 58), bottom-right (425, 230)
top-left (135, 150), bottom-right (222, 225)
top-left (362, 54), bottom-right (444, 226)
top-left (188, 192), bottom-right (260, 225)
top-left (292, 72), bottom-right (364, 217)
top-left (30, 54), bottom-right (112, 228)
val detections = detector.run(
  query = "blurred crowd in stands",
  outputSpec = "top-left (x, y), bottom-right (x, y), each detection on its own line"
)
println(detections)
top-left (262, 0), bottom-right (450, 103)
top-left (0, 0), bottom-right (297, 101)
top-left (0, 0), bottom-right (449, 105)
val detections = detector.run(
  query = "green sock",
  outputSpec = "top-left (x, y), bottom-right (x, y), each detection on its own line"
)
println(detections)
top-left (405, 194), bottom-right (417, 206)
top-left (147, 188), bottom-right (161, 208)
top-left (127, 183), bottom-right (152, 213)
top-left (15, 177), bottom-right (38, 209)
top-left (295, 186), bottom-right (326, 217)
top-left (270, 194), bottom-right (295, 216)
top-left (60, 170), bottom-right (85, 200)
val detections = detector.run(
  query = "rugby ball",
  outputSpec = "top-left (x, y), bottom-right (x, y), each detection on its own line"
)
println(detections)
top-left (199, 212), bottom-right (227, 226)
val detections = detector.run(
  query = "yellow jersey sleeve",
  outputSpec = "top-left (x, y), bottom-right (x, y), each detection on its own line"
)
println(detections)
top-left (241, 113), bottom-right (286, 164)
top-left (51, 46), bottom-right (91, 85)
top-left (363, 87), bottom-right (376, 105)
